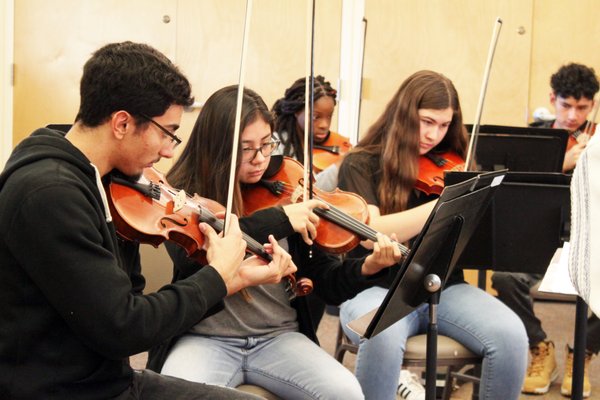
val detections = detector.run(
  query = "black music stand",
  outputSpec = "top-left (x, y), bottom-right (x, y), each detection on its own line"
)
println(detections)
top-left (464, 124), bottom-right (568, 173)
top-left (348, 170), bottom-right (505, 400)
top-left (446, 171), bottom-right (571, 274)
top-left (446, 171), bottom-right (591, 400)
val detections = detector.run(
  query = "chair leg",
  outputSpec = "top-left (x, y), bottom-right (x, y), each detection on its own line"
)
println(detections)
top-left (442, 366), bottom-right (456, 400)
top-left (334, 322), bottom-right (345, 362)
top-left (471, 364), bottom-right (481, 400)
top-left (335, 347), bottom-right (346, 363)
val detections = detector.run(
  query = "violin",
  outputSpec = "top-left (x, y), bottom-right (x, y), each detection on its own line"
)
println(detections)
top-left (106, 167), bottom-right (312, 298)
top-left (242, 156), bottom-right (409, 256)
top-left (312, 131), bottom-right (352, 173)
top-left (416, 151), bottom-right (465, 196)
top-left (566, 122), bottom-right (596, 152)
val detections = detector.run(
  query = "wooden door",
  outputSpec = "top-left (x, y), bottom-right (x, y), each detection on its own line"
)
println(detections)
top-left (360, 0), bottom-right (534, 135)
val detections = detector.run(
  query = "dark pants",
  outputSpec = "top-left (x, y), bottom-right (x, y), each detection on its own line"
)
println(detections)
top-left (492, 271), bottom-right (600, 353)
top-left (120, 369), bottom-right (263, 400)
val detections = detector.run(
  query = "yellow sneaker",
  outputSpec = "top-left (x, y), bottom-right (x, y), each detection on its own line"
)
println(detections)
top-left (561, 345), bottom-right (592, 398)
top-left (522, 340), bottom-right (559, 394)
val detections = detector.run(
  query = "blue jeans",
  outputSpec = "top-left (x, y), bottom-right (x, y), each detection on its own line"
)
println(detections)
top-left (161, 331), bottom-right (364, 400)
top-left (340, 284), bottom-right (528, 400)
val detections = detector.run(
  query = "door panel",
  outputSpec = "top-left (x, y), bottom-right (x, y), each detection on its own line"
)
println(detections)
top-left (361, 0), bottom-right (533, 135)
top-left (13, 0), bottom-right (176, 143)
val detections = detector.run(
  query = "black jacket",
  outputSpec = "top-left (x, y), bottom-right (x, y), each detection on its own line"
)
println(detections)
top-left (0, 128), bottom-right (228, 399)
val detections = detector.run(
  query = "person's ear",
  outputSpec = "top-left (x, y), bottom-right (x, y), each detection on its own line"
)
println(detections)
top-left (549, 91), bottom-right (557, 106)
top-left (111, 110), bottom-right (133, 140)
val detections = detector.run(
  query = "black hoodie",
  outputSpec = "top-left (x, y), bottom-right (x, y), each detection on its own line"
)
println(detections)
top-left (0, 128), bottom-right (227, 399)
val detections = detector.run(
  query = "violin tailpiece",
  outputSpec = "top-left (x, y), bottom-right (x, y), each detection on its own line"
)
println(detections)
top-left (259, 179), bottom-right (284, 196)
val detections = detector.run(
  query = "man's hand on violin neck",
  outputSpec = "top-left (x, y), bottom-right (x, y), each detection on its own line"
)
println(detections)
top-left (237, 235), bottom-right (296, 289)
top-left (200, 215), bottom-right (247, 292)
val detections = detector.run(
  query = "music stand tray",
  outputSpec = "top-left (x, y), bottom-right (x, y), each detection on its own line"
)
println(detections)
top-left (464, 124), bottom-right (568, 173)
top-left (348, 170), bottom-right (505, 340)
top-left (445, 171), bottom-right (571, 274)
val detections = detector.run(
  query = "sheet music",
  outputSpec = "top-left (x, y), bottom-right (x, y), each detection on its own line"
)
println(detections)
top-left (538, 242), bottom-right (578, 295)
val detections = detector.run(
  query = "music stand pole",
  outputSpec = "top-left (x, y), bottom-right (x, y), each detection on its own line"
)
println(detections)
top-left (425, 274), bottom-right (442, 400)
top-left (572, 297), bottom-right (588, 400)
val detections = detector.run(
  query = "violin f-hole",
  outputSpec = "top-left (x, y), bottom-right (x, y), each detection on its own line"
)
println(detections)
top-left (160, 216), bottom-right (189, 228)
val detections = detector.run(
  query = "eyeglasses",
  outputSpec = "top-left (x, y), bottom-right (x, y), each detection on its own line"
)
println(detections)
top-left (241, 140), bottom-right (280, 162)
top-left (138, 113), bottom-right (182, 148)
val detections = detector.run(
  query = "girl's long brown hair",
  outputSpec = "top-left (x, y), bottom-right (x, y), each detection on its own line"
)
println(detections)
top-left (352, 70), bottom-right (468, 214)
top-left (167, 85), bottom-right (273, 215)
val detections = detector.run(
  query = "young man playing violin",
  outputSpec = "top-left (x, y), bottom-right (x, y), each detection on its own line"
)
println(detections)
top-left (148, 85), bottom-right (403, 400)
top-left (0, 41), bottom-right (294, 400)
top-left (531, 63), bottom-right (599, 173)
top-left (492, 62), bottom-right (600, 397)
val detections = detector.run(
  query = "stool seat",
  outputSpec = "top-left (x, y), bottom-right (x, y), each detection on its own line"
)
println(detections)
top-left (334, 321), bottom-right (482, 400)
top-left (236, 384), bottom-right (281, 399)
top-left (404, 334), bottom-right (479, 361)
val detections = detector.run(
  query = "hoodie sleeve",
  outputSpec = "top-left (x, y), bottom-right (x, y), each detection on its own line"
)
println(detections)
top-left (5, 177), bottom-right (226, 359)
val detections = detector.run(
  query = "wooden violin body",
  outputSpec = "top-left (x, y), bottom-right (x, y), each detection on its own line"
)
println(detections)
top-left (106, 167), bottom-right (312, 297)
top-left (243, 157), bottom-right (368, 254)
top-left (312, 131), bottom-right (352, 173)
top-left (416, 151), bottom-right (465, 196)
top-left (243, 157), bottom-right (409, 257)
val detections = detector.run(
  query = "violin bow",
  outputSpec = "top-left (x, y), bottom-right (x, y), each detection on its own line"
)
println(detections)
top-left (223, 0), bottom-right (253, 301)
top-left (303, 0), bottom-right (316, 202)
top-left (224, 0), bottom-right (253, 233)
top-left (464, 17), bottom-right (503, 171)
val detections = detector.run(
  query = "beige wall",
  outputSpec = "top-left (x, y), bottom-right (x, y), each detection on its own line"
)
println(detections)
top-left (529, 0), bottom-right (600, 117)
top-left (11, 0), bottom-right (600, 292)
top-left (361, 0), bottom-right (533, 134)
top-left (13, 0), bottom-right (600, 145)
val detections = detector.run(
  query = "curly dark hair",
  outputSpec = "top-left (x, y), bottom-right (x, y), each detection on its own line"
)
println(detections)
top-left (75, 41), bottom-right (194, 127)
top-left (550, 63), bottom-right (599, 100)
top-left (272, 75), bottom-right (337, 162)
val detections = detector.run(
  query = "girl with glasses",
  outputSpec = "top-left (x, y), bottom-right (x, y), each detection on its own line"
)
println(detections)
top-left (148, 85), bottom-right (402, 399)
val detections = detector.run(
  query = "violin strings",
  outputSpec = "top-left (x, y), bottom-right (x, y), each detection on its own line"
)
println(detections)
top-left (163, 187), bottom-right (269, 258)
top-left (316, 201), bottom-right (409, 256)
top-left (262, 180), bottom-right (409, 256)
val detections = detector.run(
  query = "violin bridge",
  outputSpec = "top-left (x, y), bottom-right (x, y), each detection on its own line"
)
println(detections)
top-left (291, 183), bottom-right (303, 204)
top-left (172, 189), bottom-right (186, 212)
